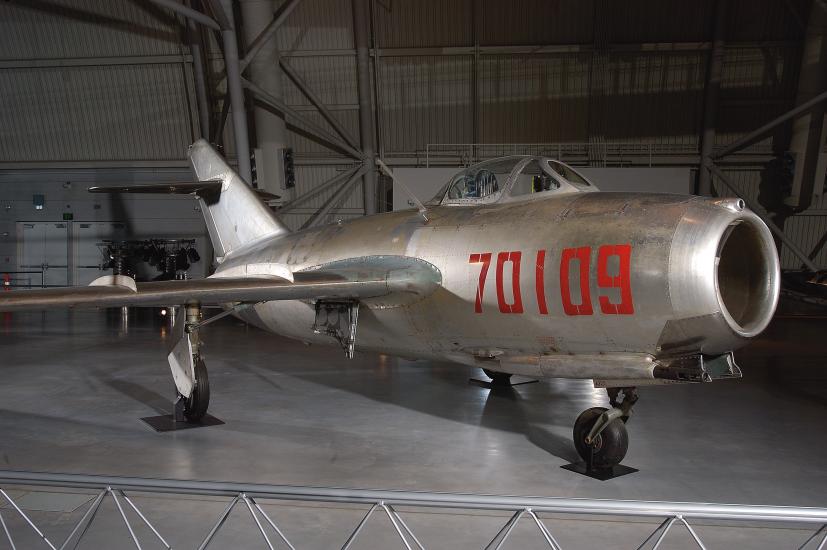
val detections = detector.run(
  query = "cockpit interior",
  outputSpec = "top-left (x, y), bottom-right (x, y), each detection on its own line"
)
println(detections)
top-left (432, 156), bottom-right (597, 206)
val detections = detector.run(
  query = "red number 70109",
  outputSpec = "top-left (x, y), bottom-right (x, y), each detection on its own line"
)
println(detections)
top-left (469, 244), bottom-right (634, 316)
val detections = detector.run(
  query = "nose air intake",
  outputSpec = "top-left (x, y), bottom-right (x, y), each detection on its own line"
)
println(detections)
top-left (664, 198), bottom-right (780, 356)
top-left (715, 218), bottom-right (780, 337)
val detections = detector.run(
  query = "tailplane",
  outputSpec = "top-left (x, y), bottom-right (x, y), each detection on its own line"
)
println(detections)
top-left (90, 140), bottom-right (290, 261)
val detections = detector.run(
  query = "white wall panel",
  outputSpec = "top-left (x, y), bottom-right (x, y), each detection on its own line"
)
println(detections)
top-left (0, 168), bottom-right (211, 281)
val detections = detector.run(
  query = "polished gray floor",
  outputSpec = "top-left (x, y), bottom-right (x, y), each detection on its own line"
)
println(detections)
top-left (0, 307), bottom-right (825, 548)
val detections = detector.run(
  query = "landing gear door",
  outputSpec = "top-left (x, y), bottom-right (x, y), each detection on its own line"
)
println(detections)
top-left (167, 307), bottom-right (195, 398)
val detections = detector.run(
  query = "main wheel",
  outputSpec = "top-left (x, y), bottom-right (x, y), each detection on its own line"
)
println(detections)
top-left (483, 369), bottom-right (512, 386)
top-left (573, 407), bottom-right (628, 468)
top-left (184, 357), bottom-right (210, 422)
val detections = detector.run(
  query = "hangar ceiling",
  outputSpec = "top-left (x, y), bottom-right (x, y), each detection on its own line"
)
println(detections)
top-left (0, 0), bottom-right (811, 163)
top-left (0, 0), bottom-right (825, 267)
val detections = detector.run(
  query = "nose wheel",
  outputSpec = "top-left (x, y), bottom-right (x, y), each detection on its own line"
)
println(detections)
top-left (563, 387), bottom-right (639, 479)
top-left (573, 406), bottom-right (629, 468)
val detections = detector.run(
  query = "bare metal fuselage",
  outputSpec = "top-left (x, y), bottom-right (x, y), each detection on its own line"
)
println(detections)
top-left (216, 191), bottom-right (779, 382)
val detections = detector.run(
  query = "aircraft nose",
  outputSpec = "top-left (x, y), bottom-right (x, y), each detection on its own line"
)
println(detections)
top-left (713, 206), bottom-right (780, 337)
top-left (663, 198), bottom-right (780, 354)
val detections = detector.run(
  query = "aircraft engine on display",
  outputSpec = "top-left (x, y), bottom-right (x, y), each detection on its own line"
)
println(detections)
top-left (0, 140), bottom-right (780, 472)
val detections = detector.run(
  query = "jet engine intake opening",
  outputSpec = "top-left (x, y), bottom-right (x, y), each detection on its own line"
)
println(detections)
top-left (715, 219), bottom-right (779, 337)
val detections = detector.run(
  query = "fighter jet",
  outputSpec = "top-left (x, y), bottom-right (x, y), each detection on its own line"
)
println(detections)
top-left (0, 140), bottom-right (780, 470)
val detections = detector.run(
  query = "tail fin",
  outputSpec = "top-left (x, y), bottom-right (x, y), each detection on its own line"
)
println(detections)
top-left (188, 139), bottom-right (289, 260)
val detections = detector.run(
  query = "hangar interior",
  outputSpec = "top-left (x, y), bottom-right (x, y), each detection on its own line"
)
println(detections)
top-left (0, 0), bottom-right (826, 548)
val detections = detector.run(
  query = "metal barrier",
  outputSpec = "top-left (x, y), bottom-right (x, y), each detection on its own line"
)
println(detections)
top-left (0, 470), bottom-right (825, 549)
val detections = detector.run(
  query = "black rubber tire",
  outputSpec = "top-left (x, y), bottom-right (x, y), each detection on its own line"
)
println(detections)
top-left (483, 369), bottom-right (512, 386)
top-left (184, 357), bottom-right (210, 422)
top-left (573, 407), bottom-right (629, 468)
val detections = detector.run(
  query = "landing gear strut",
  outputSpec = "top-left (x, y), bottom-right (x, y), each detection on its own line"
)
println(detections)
top-left (175, 304), bottom-right (210, 422)
top-left (562, 387), bottom-right (639, 479)
top-left (141, 303), bottom-right (222, 431)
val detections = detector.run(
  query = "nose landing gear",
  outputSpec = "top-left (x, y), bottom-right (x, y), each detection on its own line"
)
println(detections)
top-left (562, 387), bottom-right (639, 479)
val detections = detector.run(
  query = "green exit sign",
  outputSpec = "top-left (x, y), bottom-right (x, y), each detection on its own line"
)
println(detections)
top-left (62, 212), bottom-right (73, 221)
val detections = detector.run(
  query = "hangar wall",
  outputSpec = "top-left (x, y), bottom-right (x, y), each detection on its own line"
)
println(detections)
top-left (0, 1), bottom-right (197, 164)
top-left (0, 0), bottom-right (825, 276)
top-left (0, 169), bottom-right (210, 285)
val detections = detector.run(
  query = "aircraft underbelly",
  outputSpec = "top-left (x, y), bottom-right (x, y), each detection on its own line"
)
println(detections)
top-left (235, 299), bottom-right (437, 359)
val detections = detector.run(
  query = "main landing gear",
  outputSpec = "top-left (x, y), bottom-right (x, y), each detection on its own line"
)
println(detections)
top-left (562, 387), bottom-right (639, 480)
top-left (141, 303), bottom-right (223, 431)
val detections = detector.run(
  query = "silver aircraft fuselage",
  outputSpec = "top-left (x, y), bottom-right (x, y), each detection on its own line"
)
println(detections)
top-left (217, 190), bottom-right (780, 382)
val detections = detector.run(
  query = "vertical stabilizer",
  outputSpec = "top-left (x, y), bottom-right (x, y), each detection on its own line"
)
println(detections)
top-left (188, 139), bottom-right (289, 260)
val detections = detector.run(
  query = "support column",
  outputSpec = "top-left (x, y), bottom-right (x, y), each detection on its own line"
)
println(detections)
top-left (187, 13), bottom-right (211, 140)
top-left (698, 0), bottom-right (728, 196)
top-left (219, 0), bottom-right (253, 184)
top-left (353, 0), bottom-right (377, 216)
top-left (472, 0), bottom-right (481, 146)
top-left (240, 0), bottom-right (287, 195)
top-left (786, 0), bottom-right (827, 211)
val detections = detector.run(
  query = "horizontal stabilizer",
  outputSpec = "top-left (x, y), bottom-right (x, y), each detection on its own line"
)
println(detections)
top-left (89, 139), bottom-right (290, 259)
top-left (88, 181), bottom-right (222, 196)
top-left (88, 182), bottom-right (279, 201)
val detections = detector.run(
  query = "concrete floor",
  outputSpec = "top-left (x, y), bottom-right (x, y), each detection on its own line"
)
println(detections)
top-left (0, 308), bottom-right (825, 548)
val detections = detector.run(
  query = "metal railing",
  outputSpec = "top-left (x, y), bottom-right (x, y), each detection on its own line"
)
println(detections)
top-left (0, 470), bottom-right (826, 549)
top-left (424, 142), bottom-right (777, 167)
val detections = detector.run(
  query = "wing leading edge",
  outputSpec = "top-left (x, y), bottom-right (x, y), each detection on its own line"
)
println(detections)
top-left (0, 256), bottom-right (442, 312)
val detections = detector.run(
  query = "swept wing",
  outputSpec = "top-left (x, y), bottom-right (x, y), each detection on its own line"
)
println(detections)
top-left (0, 256), bottom-right (441, 311)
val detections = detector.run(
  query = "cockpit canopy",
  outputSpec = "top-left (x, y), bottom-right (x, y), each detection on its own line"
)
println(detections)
top-left (429, 156), bottom-right (597, 206)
